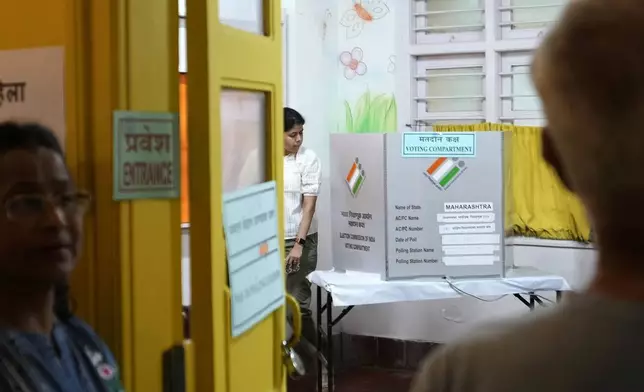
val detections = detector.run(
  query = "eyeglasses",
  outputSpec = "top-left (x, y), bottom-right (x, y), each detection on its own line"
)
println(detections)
top-left (4, 191), bottom-right (91, 222)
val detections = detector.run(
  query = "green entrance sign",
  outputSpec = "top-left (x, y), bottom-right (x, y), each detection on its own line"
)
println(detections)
top-left (112, 110), bottom-right (180, 200)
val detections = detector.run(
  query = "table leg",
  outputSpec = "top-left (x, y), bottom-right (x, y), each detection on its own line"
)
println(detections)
top-left (317, 286), bottom-right (323, 392)
top-left (556, 290), bottom-right (562, 303)
top-left (513, 293), bottom-right (531, 309)
top-left (327, 291), bottom-right (334, 392)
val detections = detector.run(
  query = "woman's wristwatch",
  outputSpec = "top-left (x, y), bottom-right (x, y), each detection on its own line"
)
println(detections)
top-left (295, 237), bottom-right (306, 246)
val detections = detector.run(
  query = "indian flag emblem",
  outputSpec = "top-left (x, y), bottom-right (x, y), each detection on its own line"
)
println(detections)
top-left (425, 157), bottom-right (467, 190)
top-left (345, 158), bottom-right (365, 197)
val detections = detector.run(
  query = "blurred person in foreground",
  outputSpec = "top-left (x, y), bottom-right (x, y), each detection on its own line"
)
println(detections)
top-left (0, 122), bottom-right (123, 391)
top-left (411, 1), bottom-right (644, 391)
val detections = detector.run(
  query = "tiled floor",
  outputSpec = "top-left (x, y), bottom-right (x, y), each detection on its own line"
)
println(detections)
top-left (288, 368), bottom-right (414, 392)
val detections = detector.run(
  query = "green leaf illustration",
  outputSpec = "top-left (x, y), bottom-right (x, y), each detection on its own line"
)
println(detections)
top-left (383, 95), bottom-right (397, 132)
top-left (352, 90), bottom-right (371, 133)
top-left (370, 93), bottom-right (397, 133)
top-left (344, 100), bottom-right (354, 133)
top-left (342, 91), bottom-right (398, 133)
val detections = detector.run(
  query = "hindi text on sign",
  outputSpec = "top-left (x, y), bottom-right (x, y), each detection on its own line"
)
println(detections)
top-left (0, 81), bottom-right (27, 107)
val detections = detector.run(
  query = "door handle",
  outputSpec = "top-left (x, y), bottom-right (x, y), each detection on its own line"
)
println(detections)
top-left (284, 294), bottom-right (301, 347)
top-left (282, 294), bottom-right (305, 379)
top-left (223, 286), bottom-right (305, 378)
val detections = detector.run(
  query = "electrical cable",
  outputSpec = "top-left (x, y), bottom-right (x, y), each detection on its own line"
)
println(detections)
top-left (443, 277), bottom-right (558, 305)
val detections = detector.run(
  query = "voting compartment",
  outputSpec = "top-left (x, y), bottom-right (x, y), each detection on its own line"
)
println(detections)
top-left (331, 132), bottom-right (510, 280)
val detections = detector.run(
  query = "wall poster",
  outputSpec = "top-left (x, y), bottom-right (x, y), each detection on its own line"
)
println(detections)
top-left (0, 47), bottom-right (65, 144)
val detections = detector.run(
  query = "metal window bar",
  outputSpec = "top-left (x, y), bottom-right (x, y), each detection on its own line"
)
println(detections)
top-left (416, 72), bottom-right (485, 79)
top-left (414, 113), bottom-right (486, 120)
top-left (415, 95), bottom-right (486, 101)
top-left (420, 64), bottom-right (485, 70)
top-left (415, 24), bottom-right (485, 32)
top-left (409, 119), bottom-right (486, 131)
top-left (499, 71), bottom-right (531, 76)
top-left (413, 116), bottom-right (486, 124)
top-left (499, 4), bottom-right (563, 11)
top-left (500, 94), bottom-right (538, 99)
top-left (413, 116), bottom-right (486, 122)
top-left (500, 116), bottom-right (545, 121)
top-left (499, 20), bottom-right (555, 27)
top-left (415, 8), bottom-right (485, 16)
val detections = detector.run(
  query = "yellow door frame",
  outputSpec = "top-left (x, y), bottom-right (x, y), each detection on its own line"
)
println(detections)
top-left (186, 0), bottom-right (288, 391)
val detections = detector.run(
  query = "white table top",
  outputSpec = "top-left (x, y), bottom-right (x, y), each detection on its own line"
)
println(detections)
top-left (307, 267), bottom-right (571, 307)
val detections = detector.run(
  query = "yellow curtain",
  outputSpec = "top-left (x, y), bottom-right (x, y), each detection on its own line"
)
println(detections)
top-left (433, 123), bottom-right (591, 242)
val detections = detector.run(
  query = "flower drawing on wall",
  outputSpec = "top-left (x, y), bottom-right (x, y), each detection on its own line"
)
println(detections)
top-left (340, 0), bottom-right (390, 39)
top-left (340, 47), bottom-right (368, 80)
top-left (387, 55), bottom-right (396, 73)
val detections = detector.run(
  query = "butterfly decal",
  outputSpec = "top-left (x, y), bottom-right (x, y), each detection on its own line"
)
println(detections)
top-left (340, 0), bottom-right (390, 39)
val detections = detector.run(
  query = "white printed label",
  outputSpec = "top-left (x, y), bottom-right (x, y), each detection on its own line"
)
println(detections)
top-left (443, 255), bottom-right (498, 266)
top-left (439, 223), bottom-right (496, 235)
top-left (437, 212), bottom-right (495, 224)
top-left (441, 234), bottom-right (501, 245)
top-left (444, 202), bottom-right (493, 213)
top-left (442, 245), bottom-right (500, 256)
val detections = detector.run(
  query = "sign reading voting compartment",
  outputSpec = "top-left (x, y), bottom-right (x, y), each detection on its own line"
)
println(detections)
top-left (331, 132), bottom-right (508, 280)
top-left (401, 132), bottom-right (476, 158)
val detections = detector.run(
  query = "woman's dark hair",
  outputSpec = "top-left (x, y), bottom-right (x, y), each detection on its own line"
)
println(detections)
top-left (284, 107), bottom-right (305, 132)
top-left (0, 121), bottom-right (73, 321)
top-left (0, 122), bottom-right (63, 155)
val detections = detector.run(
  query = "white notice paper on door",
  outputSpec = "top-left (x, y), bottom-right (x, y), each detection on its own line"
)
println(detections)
top-left (223, 181), bottom-right (285, 338)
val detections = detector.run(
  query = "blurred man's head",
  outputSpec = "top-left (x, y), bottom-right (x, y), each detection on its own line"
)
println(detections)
top-left (533, 0), bottom-right (644, 257)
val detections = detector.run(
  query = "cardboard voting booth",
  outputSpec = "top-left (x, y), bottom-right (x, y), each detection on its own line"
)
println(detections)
top-left (331, 132), bottom-right (510, 280)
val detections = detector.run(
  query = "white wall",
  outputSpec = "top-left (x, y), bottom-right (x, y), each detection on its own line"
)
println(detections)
top-left (284, 0), bottom-right (599, 343)
top-left (284, 0), bottom-right (337, 277)
top-left (282, 0), bottom-right (340, 332)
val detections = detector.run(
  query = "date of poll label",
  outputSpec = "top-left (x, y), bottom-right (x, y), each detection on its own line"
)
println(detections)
top-left (401, 132), bottom-right (476, 158)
